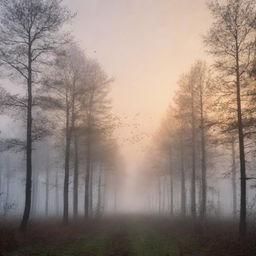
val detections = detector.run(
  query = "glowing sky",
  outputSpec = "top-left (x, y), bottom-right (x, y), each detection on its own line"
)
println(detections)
top-left (64, 0), bottom-right (212, 171)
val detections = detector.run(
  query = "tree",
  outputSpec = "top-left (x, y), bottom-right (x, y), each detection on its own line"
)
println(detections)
top-left (194, 61), bottom-right (212, 220)
top-left (175, 70), bottom-right (199, 218)
top-left (42, 44), bottom-right (86, 224)
top-left (157, 109), bottom-right (178, 216)
top-left (204, 0), bottom-right (256, 236)
top-left (80, 61), bottom-right (113, 217)
top-left (0, 0), bottom-right (71, 232)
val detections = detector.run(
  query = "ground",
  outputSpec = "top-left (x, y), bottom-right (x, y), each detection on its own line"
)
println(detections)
top-left (0, 216), bottom-right (256, 256)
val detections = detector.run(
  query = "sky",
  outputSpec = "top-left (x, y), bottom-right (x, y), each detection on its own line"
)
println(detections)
top-left (63, 0), bottom-right (213, 173)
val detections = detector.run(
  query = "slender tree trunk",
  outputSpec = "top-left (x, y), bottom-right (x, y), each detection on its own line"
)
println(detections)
top-left (89, 164), bottom-right (93, 215)
top-left (63, 104), bottom-right (71, 224)
top-left (158, 177), bottom-right (161, 214)
top-left (235, 40), bottom-right (247, 236)
top-left (198, 179), bottom-right (202, 216)
top-left (162, 179), bottom-right (165, 213)
top-left (4, 156), bottom-right (10, 217)
top-left (73, 135), bottom-right (79, 219)
top-left (31, 166), bottom-right (39, 218)
top-left (96, 168), bottom-right (102, 217)
top-left (0, 156), bottom-right (2, 194)
top-left (101, 173), bottom-right (106, 214)
top-left (55, 169), bottom-right (59, 217)
top-left (84, 136), bottom-right (91, 218)
top-left (114, 176), bottom-right (117, 212)
top-left (166, 179), bottom-right (168, 213)
top-left (191, 84), bottom-right (196, 218)
top-left (231, 138), bottom-right (237, 219)
top-left (169, 165), bottom-right (174, 216)
top-left (20, 41), bottom-right (33, 232)
top-left (170, 174), bottom-right (174, 216)
top-left (0, 157), bottom-right (2, 210)
top-left (199, 79), bottom-right (207, 220)
top-left (84, 89), bottom-right (95, 217)
top-left (180, 136), bottom-right (186, 216)
top-left (217, 191), bottom-right (221, 217)
top-left (45, 165), bottom-right (49, 217)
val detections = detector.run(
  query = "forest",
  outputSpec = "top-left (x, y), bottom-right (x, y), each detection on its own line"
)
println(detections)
top-left (0, 0), bottom-right (256, 255)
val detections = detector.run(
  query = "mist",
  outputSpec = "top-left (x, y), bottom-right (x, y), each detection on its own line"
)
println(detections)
top-left (0, 0), bottom-right (256, 255)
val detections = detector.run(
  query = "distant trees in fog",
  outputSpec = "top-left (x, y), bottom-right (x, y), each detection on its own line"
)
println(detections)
top-left (42, 44), bottom-right (119, 223)
top-left (145, 0), bottom-right (256, 237)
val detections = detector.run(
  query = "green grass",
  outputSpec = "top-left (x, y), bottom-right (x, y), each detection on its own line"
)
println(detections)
top-left (5, 231), bottom-right (110, 256)
top-left (128, 219), bottom-right (180, 256)
top-left (3, 218), bottom-right (182, 256)
top-left (4, 217), bottom-right (251, 256)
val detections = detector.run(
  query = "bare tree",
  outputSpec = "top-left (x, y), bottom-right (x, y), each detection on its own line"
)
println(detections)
top-left (204, 0), bottom-right (256, 236)
top-left (42, 44), bottom-right (86, 224)
top-left (0, 0), bottom-right (71, 232)
top-left (175, 71), bottom-right (199, 218)
top-left (195, 61), bottom-right (212, 220)
top-left (80, 62), bottom-right (113, 218)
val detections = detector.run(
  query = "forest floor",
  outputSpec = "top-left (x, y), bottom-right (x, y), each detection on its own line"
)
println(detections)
top-left (0, 215), bottom-right (256, 256)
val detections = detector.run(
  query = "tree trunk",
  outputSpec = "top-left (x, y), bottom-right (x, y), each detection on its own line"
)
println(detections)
top-left (45, 165), bottom-right (49, 217)
top-left (231, 139), bottom-right (237, 219)
top-left (73, 135), bottom-right (79, 219)
top-left (114, 176), bottom-right (117, 212)
top-left (235, 39), bottom-right (247, 236)
top-left (217, 191), bottom-right (221, 217)
top-left (180, 136), bottom-right (186, 216)
top-left (101, 174), bottom-right (106, 214)
top-left (96, 168), bottom-right (102, 217)
top-left (84, 136), bottom-right (91, 218)
top-left (89, 164), bottom-right (93, 215)
top-left (0, 158), bottom-right (2, 210)
top-left (20, 41), bottom-right (33, 232)
top-left (4, 156), bottom-right (10, 217)
top-left (31, 166), bottom-right (39, 218)
top-left (199, 80), bottom-right (207, 220)
top-left (55, 169), bottom-right (59, 217)
top-left (63, 104), bottom-right (71, 224)
top-left (170, 165), bottom-right (174, 216)
top-left (191, 84), bottom-right (196, 218)
top-left (158, 177), bottom-right (161, 214)
top-left (0, 156), bottom-right (2, 194)
top-left (198, 179), bottom-right (202, 216)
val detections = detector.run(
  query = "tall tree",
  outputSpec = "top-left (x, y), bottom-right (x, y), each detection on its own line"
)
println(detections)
top-left (175, 71), bottom-right (199, 217)
top-left (190, 70), bottom-right (197, 218)
top-left (195, 61), bottom-right (212, 220)
top-left (0, 0), bottom-right (71, 231)
top-left (43, 44), bottom-right (86, 224)
top-left (81, 61), bottom-right (112, 217)
top-left (204, 0), bottom-right (256, 236)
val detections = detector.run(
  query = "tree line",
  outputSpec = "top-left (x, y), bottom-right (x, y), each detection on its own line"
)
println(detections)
top-left (0, 0), bottom-right (122, 232)
top-left (144, 0), bottom-right (256, 237)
